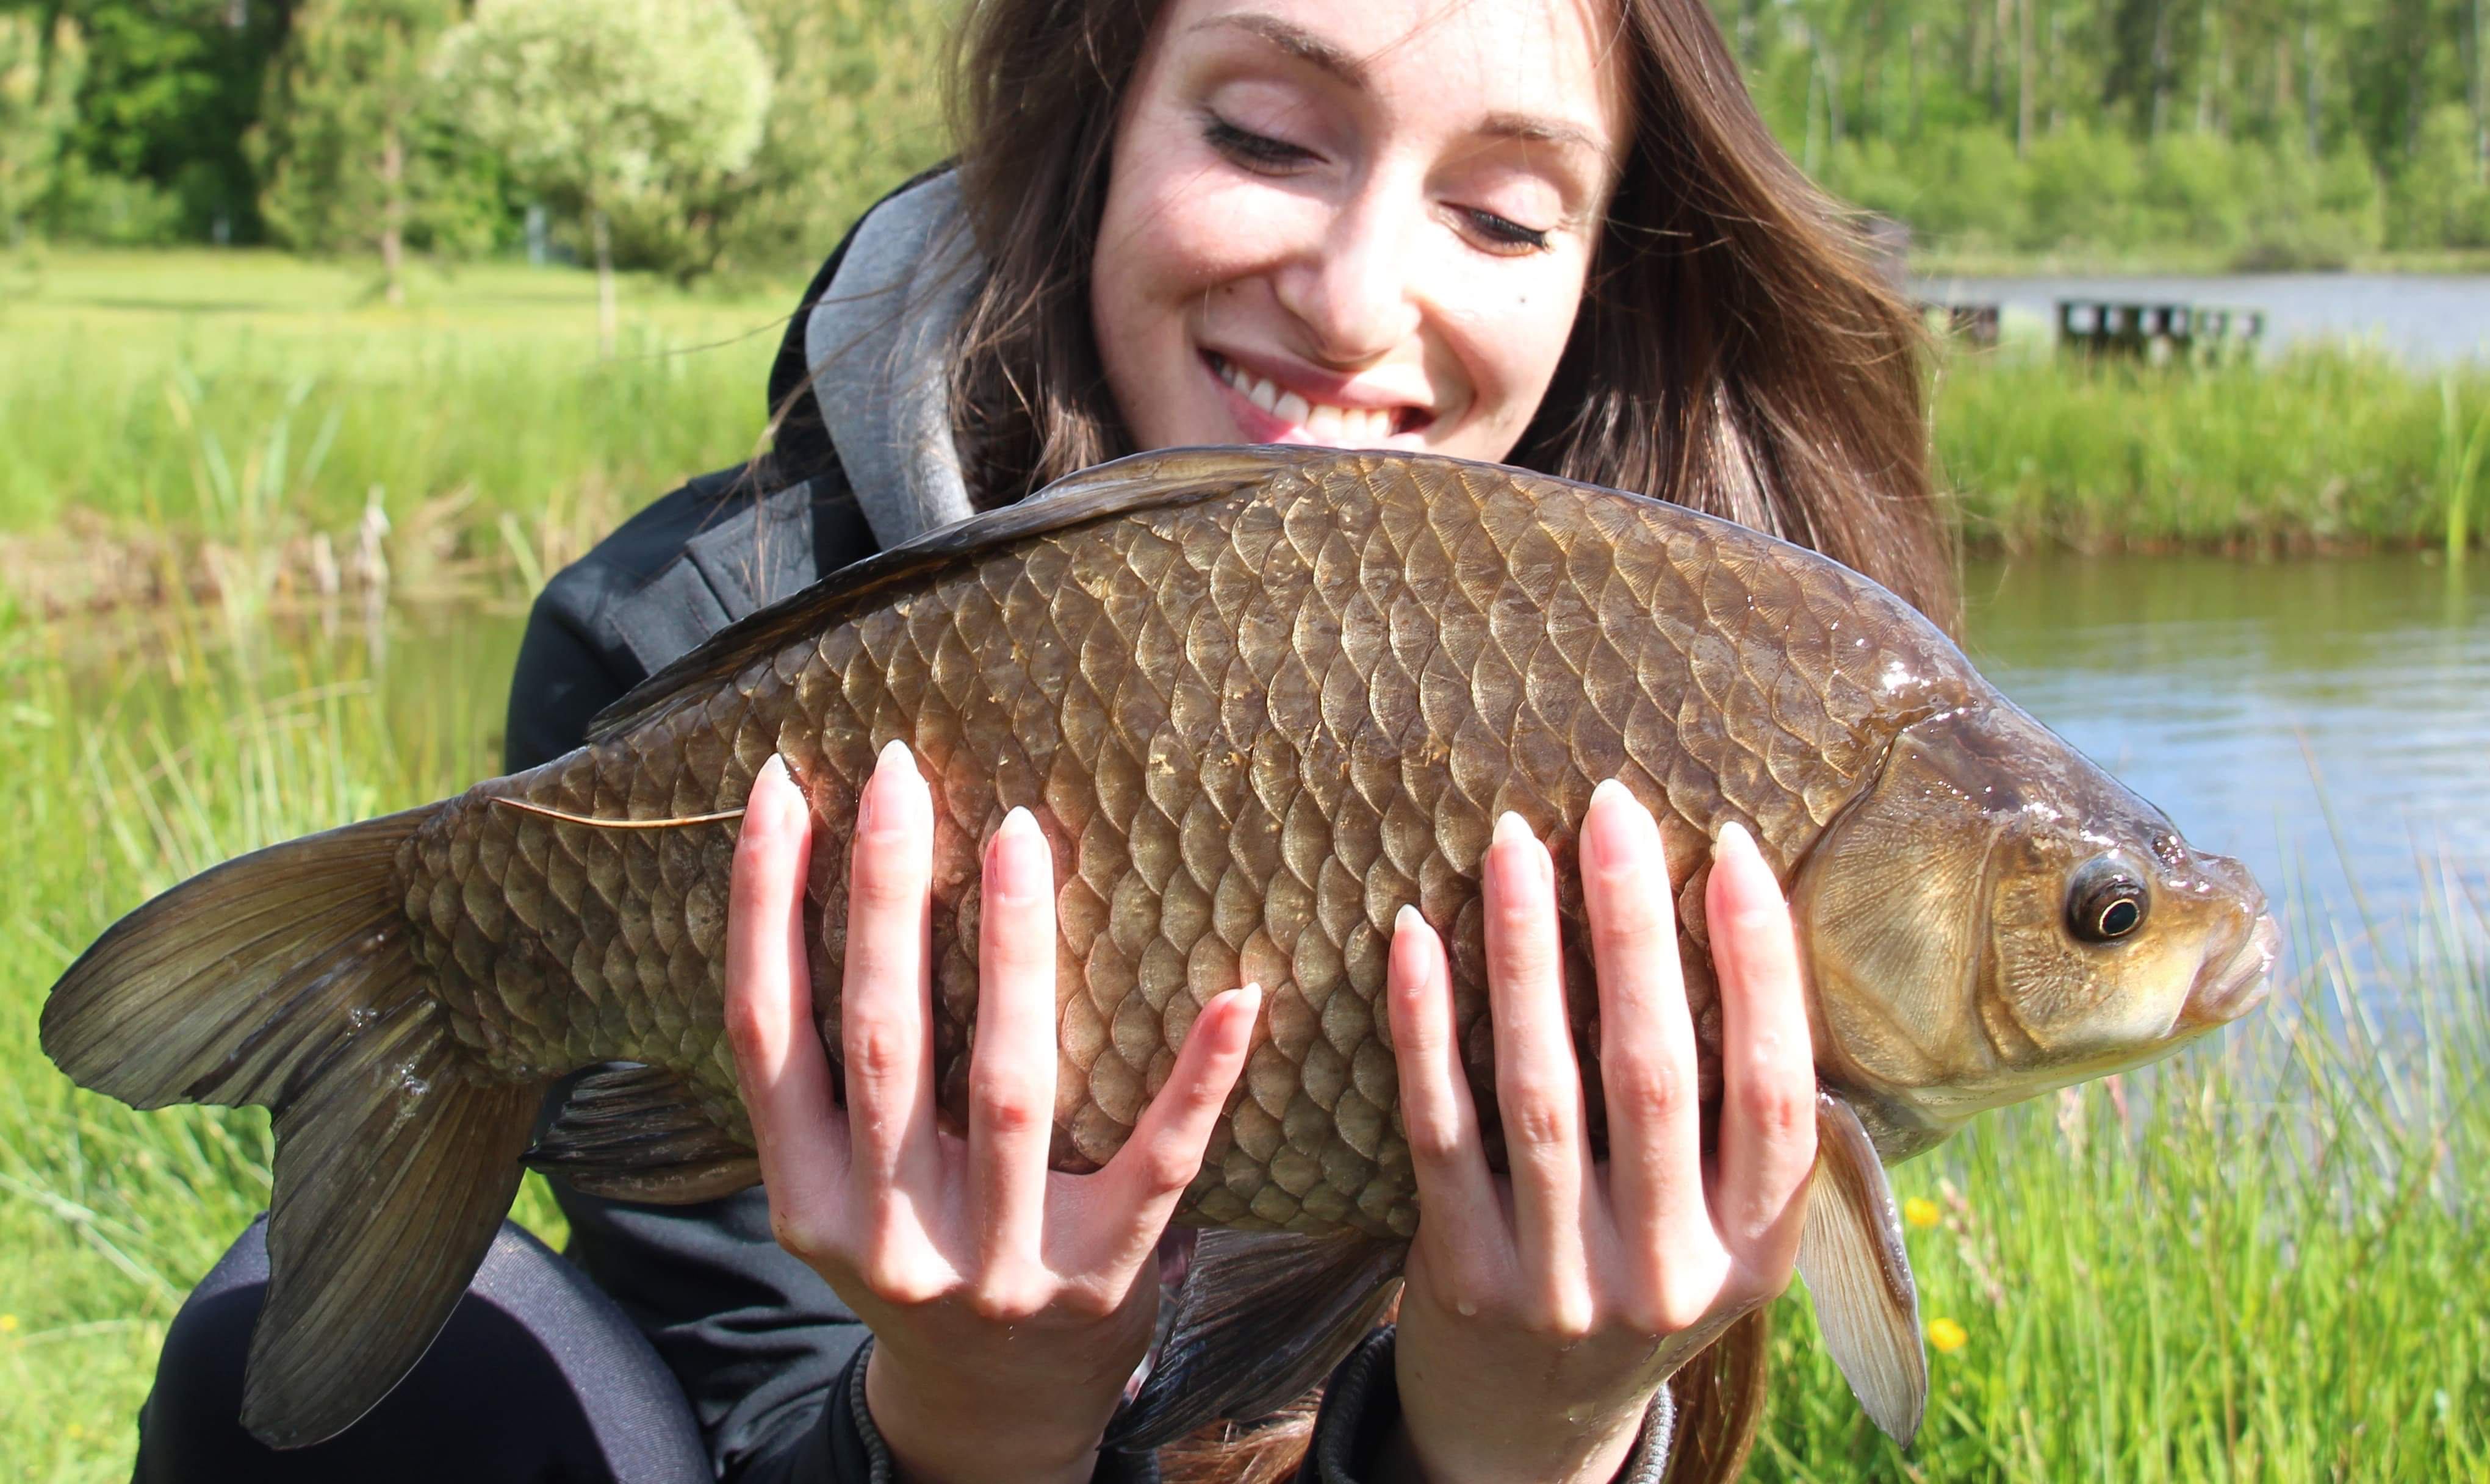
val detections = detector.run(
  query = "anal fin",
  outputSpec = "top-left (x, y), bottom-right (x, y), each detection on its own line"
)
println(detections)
top-left (1794, 1089), bottom-right (1927, 1444)
top-left (527, 1063), bottom-right (760, 1204)
top-left (1104, 1230), bottom-right (1405, 1453)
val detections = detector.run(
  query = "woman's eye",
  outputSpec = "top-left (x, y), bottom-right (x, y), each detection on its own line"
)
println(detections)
top-left (1203, 118), bottom-right (1314, 172)
top-left (1461, 207), bottom-right (1552, 254)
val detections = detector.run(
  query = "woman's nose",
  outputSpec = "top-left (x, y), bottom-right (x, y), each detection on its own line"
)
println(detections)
top-left (1272, 185), bottom-right (1422, 366)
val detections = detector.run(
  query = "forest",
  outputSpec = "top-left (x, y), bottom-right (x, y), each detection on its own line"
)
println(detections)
top-left (1, 0), bottom-right (2483, 279)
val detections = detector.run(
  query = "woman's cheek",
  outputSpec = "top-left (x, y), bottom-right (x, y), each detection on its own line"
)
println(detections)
top-left (1428, 251), bottom-right (1591, 461)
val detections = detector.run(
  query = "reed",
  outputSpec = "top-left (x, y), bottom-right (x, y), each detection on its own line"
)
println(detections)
top-left (5, 253), bottom-right (2486, 615)
top-left (1752, 896), bottom-right (2490, 1481)
top-left (2438, 374), bottom-right (2490, 565)
top-left (1934, 346), bottom-right (2490, 554)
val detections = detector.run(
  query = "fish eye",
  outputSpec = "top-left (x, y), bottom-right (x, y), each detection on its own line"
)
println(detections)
top-left (2066, 858), bottom-right (2149, 944)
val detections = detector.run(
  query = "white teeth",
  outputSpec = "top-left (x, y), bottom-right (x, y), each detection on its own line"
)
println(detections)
top-left (1215, 356), bottom-right (1398, 441)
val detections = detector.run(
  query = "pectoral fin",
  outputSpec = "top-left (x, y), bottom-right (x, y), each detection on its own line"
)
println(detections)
top-left (1104, 1230), bottom-right (1405, 1452)
top-left (1794, 1090), bottom-right (1926, 1444)
top-left (527, 1064), bottom-right (760, 1204)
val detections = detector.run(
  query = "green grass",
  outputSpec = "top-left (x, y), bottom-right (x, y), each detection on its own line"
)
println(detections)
top-left (1751, 912), bottom-right (2490, 1481)
top-left (0, 249), bottom-right (789, 606)
top-left (2, 250), bottom-right (2483, 599)
top-left (1935, 346), bottom-right (2490, 553)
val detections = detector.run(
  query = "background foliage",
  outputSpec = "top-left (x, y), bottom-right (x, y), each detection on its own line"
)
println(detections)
top-left (0, 0), bottom-right (2481, 273)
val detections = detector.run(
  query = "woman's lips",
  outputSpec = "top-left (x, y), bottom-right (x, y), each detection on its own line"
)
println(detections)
top-left (1201, 351), bottom-right (1430, 448)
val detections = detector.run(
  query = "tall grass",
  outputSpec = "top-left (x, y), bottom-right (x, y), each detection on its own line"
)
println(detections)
top-left (1935, 347), bottom-right (2490, 553)
top-left (4, 252), bottom-right (2485, 609)
top-left (0, 596), bottom-right (568, 1480)
top-left (1752, 902), bottom-right (2490, 1480)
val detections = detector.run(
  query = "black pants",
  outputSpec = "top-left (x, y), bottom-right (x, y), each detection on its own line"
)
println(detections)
top-left (134, 1214), bottom-right (711, 1483)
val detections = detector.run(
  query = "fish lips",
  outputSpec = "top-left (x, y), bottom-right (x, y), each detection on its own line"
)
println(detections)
top-left (2179, 908), bottom-right (2280, 1030)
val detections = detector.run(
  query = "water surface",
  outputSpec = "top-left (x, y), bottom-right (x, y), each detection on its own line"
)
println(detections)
top-left (1963, 552), bottom-right (2487, 960)
top-left (1915, 273), bottom-right (2490, 365)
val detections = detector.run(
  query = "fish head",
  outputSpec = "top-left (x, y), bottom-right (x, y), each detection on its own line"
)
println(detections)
top-left (1790, 701), bottom-right (2278, 1156)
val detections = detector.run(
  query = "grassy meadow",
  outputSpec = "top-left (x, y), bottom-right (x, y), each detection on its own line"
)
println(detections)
top-left (4, 249), bottom-right (2488, 1480)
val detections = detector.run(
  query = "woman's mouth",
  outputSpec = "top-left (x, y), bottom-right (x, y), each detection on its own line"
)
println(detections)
top-left (1203, 351), bottom-right (1422, 446)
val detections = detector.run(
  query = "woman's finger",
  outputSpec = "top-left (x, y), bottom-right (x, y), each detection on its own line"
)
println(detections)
top-left (968, 807), bottom-right (1060, 1291)
top-left (1706, 822), bottom-right (1817, 1275)
top-left (1384, 905), bottom-right (1499, 1263)
top-left (1481, 811), bottom-right (1598, 1328)
top-left (1580, 782), bottom-right (1716, 1303)
top-left (1087, 983), bottom-right (1262, 1274)
top-left (725, 755), bottom-right (845, 1219)
top-left (841, 740), bottom-right (941, 1219)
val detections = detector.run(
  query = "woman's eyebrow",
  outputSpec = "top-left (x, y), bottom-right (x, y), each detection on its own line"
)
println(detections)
top-left (1191, 12), bottom-right (1366, 85)
top-left (1477, 111), bottom-right (1612, 164)
top-left (1190, 13), bottom-right (1614, 168)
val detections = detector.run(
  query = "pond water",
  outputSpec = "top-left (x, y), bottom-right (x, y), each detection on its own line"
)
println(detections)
top-left (1914, 272), bottom-right (2490, 365)
top-left (1962, 552), bottom-right (2488, 966)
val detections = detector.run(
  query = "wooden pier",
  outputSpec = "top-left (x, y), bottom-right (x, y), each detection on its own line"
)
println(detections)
top-left (2056, 299), bottom-right (2265, 363)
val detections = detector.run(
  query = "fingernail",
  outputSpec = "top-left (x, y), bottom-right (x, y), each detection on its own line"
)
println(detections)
top-left (1714, 819), bottom-right (1755, 862)
top-left (876, 737), bottom-right (912, 775)
top-left (1393, 903), bottom-right (1425, 938)
top-left (1585, 780), bottom-right (1636, 869)
top-left (1231, 982), bottom-right (1264, 1022)
top-left (769, 755), bottom-right (807, 824)
top-left (989, 807), bottom-right (1042, 900)
top-left (1492, 810), bottom-right (1533, 848)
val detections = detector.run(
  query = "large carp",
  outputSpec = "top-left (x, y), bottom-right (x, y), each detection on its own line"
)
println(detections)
top-left (44, 446), bottom-right (2275, 1450)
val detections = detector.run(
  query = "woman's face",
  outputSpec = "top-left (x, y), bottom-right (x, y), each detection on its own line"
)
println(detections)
top-left (1090, 0), bottom-right (1630, 462)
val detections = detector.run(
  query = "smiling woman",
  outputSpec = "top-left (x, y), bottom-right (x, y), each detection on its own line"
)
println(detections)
top-left (951, 0), bottom-right (1955, 631)
top-left (117, 1), bottom-right (1954, 1483)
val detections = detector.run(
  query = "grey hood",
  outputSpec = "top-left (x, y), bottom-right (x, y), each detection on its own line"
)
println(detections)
top-left (801, 171), bottom-right (984, 549)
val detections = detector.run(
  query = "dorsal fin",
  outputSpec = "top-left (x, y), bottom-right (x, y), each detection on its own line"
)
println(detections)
top-left (585, 445), bottom-right (1316, 744)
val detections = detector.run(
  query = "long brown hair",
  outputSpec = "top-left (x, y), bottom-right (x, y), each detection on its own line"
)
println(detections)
top-left (932, 0), bottom-right (1945, 1475)
top-left (943, 0), bottom-right (1958, 633)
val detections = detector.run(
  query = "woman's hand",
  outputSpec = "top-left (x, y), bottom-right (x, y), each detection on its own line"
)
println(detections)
top-left (1380, 782), bottom-right (1819, 1484)
top-left (723, 744), bottom-right (1262, 1484)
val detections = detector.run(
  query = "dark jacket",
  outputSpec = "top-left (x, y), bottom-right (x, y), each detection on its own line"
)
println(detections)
top-left (503, 182), bottom-right (1673, 1484)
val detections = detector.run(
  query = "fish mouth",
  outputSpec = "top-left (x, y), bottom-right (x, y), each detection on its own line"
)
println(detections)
top-left (2180, 911), bottom-right (2280, 1028)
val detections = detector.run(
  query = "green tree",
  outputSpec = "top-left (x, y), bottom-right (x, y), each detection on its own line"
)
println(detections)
top-left (250, 0), bottom-right (467, 304)
top-left (50, 0), bottom-right (294, 242)
top-left (0, 12), bottom-right (85, 244)
top-left (434, 0), bottom-right (771, 352)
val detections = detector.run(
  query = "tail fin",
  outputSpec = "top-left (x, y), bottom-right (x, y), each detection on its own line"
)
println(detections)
top-left (41, 806), bottom-right (539, 1447)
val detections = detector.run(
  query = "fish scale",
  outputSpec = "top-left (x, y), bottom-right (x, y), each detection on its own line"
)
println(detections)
top-left (394, 448), bottom-right (1959, 1241)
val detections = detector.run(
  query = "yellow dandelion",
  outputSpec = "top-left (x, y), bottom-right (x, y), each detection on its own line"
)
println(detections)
top-left (1902, 1196), bottom-right (1941, 1230)
top-left (0, 1314), bottom-right (17, 1333)
top-left (65, 1423), bottom-right (84, 1441)
top-left (1926, 1316), bottom-right (1969, 1354)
